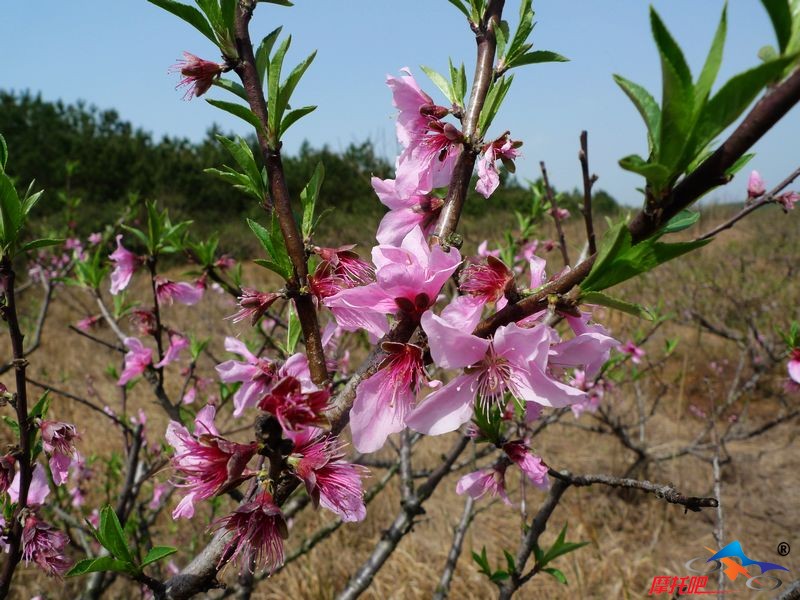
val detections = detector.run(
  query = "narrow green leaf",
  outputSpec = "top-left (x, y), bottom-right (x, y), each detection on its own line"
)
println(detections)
top-left (1, 417), bottom-right (19, 436)
top-left (503, 549), bottom-right (517, 574)
top-left (212, 78), bottom-right (249, 102)
top-left (67, 556), bottom-right (135, 577)
top-left (495, 21), bottom-right (509, 65)
top-left (286, 304), bottom-right (302, 354)
top-left (0, 172), bottom-right (22, 246)
top-left (256, 27), bottom-right (283, 84)
top-left (195, 0), bottom-right (222, 31)
top-left (660, 209), bottom-right (700, 234)
top-left (99, 506), bottom-right (134, 563)
top-left (29, 391), bottom-right (51, 420)
top-left (280, 105), bottom-right (317, 137)
top-left (216, 136), bottom-right (264, 198)
top-left (420, 66), bottom-right (454, 103)
top-left (761, 0), bottom-right (793, 52)
top-left (618, 155), bottom-right (670, 188)
top-left (205, 99), bottom-right (265, 135)
top-left (695, 5), bottom-right (727, 109)
top-left (147, 0), bottom-right (217, 47)
top-left (220, 0), bottom-right (237, 31)
top-left (724, 152), bottom-right (755, 177)
top-left (580, 291), bottom-right (654, 321)
top-left (277, 50), bottom-right (317, 130)
top-left (0, 134), bottom-right (7, 170)
top-left (613, 75), bottom-right (661, 154)
top-left (253, 259), bottom-right (289, 279)
top-left (300, 162), bottom-right (324, 239)
top-left (478, 75), bottom-right (513, 136)
top-left (695, 56), bottom-right (796, 148)
top-left (651, 7), bottom-right (695, 172)
top-left (542, 567), bottom-right (568, 585)
top-left (141, 546), bottom-right (178, 567)
top-left (447, 0), bottom-right (471, 20)
top-left (511, 50), bottom-right (569, 67)
top-left (19, 238), bottom-right (63, 253)
top-left (267, 35), bottom-right (292, 140)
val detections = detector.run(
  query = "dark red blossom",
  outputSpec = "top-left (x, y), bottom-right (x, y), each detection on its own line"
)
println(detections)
top-left (258, 376), bottom-right (330, 432)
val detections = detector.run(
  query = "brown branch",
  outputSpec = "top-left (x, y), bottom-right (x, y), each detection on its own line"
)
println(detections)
top-left (432, 0), bottom-right (505, 245)
top-left (578, 131), bottom-right (598, 255)
top-left (0, 258), bottom-right (33, 598)
top-left (540, 160), bottom-right (570, 267)
top-left (0, 279), bottom-right (52, 375)
top-left (432, 495), bottom-right (476, 600)
top-left (26, 377), bottom-right (132, 432)
top-left (547, 469), bottom-right (719, 512)
top-left (232, 1), bottom-right (327, 385)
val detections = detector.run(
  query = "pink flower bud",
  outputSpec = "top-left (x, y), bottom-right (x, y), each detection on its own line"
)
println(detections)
top-left (747, 170), bottom-right (766, 199)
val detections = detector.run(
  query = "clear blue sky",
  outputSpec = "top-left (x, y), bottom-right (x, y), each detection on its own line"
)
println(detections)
top-left (2, 1), bottom-right (798, 205)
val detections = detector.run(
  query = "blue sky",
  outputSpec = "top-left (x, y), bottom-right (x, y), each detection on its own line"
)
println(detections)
top-left (2, 0), bottom-right (798, 205)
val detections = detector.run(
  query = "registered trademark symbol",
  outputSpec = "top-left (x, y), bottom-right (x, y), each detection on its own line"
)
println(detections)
top-left (777, 542), bottom-right (790, 557)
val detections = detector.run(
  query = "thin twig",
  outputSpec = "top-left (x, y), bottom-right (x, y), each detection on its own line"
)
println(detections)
top-left (578, 131), bottom-right (598, 255)
top-left (0, 279), bottom-right (52, 375)
top-left (432, 495), bottom-right (476, 600)
top-left (540, 160), bottom-right (570, 267)
top-left (26, 377), bottom-right (132, 432)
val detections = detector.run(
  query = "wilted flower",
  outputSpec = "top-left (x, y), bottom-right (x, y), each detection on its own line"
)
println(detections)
top-left (216, 338), bottom-right (315, 417)
top-left (502, 441), bottom-right (549, 489)
top-left (154, 332), bottom-right (189, 369)
top-left (40, 421), bottom-right (79, 486)
top-left (171, 52), bottom-right (224, 100)
top-left (0, 454), bottom-right (15, 494)
top-left (258, 377), bottom-right (330, 433)
top-left (456, 465), bottom-right (510, 505)
top-left (476, 133), bottom-right (522, 198)
top-left (155, 276), bottom-right (204, 306)
top-left (228, 288), bottom-right (281, 325)
top-left (288, 429), bottom-right (367, 521)
top-left (213, 490), bottom-right (288, 574)
top-left (21, 515), bottom-right (72, 577)
top-left (109, 235), bottom-right (142, 295)
top-left (75, 315), bottom-right (101, 332)
top-left (118, 337), bottom-right (153, 386)
top-left (788, 348), bottom-right (800, 384)
top-left (778, 191), bottom-right (799, 211)
top-left (166, 405), bottom-right (257, 519)
top-left (621, 340), bottom-right (646, 364)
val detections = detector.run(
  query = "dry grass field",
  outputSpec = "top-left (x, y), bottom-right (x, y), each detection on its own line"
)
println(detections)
top-left (4, 203), bottom-right (799, 599)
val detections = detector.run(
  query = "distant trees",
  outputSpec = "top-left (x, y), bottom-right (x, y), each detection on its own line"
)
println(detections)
top-left (0, 91), bottom-right (619, 240)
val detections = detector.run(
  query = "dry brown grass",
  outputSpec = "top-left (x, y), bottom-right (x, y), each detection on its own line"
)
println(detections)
top-left (6, 205), bottom-right (800, 599)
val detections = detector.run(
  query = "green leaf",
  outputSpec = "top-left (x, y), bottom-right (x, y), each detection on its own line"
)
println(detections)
top-left (67, 556), bottom-right (136, 577)
top-left (724, 152), bottom-right (755, 177)
top-left (512, 50), bottom-right (569, 67)
top-left (267, 35), bottom-right (292, 141)
top-left (503, 549), bottom-right (517, 574)
top-left (281, 105), bottom-right (317, 136)
top-left (541, 523), bottom-right (589, 566)
top-left (761, 0), bottom-right (793, 52)
top-left (286, 304), bottom-right (302, 354)
top-left (0, 134), bottom-right (7, 170)
top-left (447, 0), bottom-right (471, 20)
top-left (660, 209), bottom-right (700, 234)
top-left (580, 291), bottom-right (654, 320)
top-left (449, 59), bottom-right (467, 105)
top-left (618, 155), bottom-right (670, 189)
top-left (212, 78), bottom-right (249, 102)
top-left (147, 0), bottom-right (217, 47)
top-left (206, 99), bottom-right (265, 136)
top-left (1, 417), bottom-right (19, 437)
top-left (19, 238), bottom-right (63, 253)
top-left (542, 567), bottom-right (568, 585)
top-left (253, 258), bottom-right (289, 278)
top-left (581, 222), bottom-right (711, 292)
top-left (478, 75), bottom-right (513, 136)
top-left (277, 50), bottom-right (317, 134)
top-left (141, 546), bottom-right (178, 567)
top-left (247, 217), bottom-right (292, 280)
top-left (220, 0), bottom-right (237, 31)
top-left (0, 172), bottom-right (22, 249)
top-left (216, 135), bottom-right (265, 199)
top-left (695, 5), bottom-right (727, 109)
top-left (694, 56), bottom-right (797, 148)
top-left (613, 75), bottom-right (661, 154)
top-left (651, 7), bottom-right (694, 173)
top-left (420, 66), bottom-right (453, 103)
top-left (256, 27), bottom-right (284, 84)
top-left (300, 162), bottom-right (324, 239)
top-left (99, 506), bottom-right (134, 564)
top-left (29, 391), bottom-right (51, 420)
